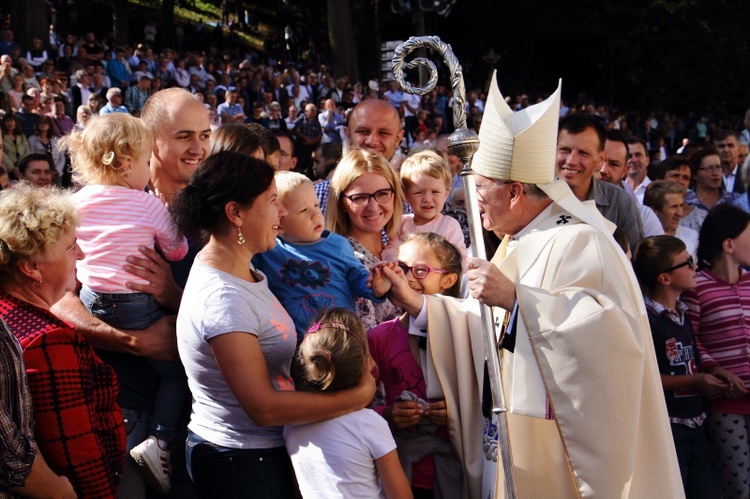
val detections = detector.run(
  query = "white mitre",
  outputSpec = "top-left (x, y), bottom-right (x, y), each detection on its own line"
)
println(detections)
top-left (472, 70), bottom-right (561, 184)
top-left (472, 72), bottom-right (616, 237)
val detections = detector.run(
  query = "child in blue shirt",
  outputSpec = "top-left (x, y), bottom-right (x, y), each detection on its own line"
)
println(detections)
top-left (253, 171), bottom-right (394, 344)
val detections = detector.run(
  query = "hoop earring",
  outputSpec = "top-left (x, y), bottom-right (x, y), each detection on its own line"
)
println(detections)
top-left (237, 226), bottom-right (246, 246)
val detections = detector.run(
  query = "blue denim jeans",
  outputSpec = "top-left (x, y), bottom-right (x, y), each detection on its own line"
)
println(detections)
top-left (185, 431), bottom-right (297, 499)
top-left (81, 286), bottom-right (163, 331)
top-left (82, 287), bottom-right (187, 442)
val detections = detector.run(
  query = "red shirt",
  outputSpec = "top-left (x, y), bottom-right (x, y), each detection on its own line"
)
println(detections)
top-left (0, 292), bottom-right (125, 498)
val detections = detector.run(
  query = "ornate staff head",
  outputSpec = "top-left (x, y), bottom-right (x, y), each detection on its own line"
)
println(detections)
top-left (391, 36), bottom-right (479, 166)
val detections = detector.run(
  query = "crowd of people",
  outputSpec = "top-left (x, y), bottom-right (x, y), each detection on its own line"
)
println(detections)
top-left (0, 12), bottom-right (749, 499)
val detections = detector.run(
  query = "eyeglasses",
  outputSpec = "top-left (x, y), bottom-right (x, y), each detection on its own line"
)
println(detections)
top-left (397, 262), bottom-right (448, 279)
top-left (343, 188), bottom-right (394, 207)
top-left (663, 255), bottom-right (695, 273)
top-left (698, 166), bottom-right (722, 173)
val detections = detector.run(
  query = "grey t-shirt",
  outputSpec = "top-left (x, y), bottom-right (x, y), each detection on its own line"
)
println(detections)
top-left (177, 256), bottom-right (296, 449)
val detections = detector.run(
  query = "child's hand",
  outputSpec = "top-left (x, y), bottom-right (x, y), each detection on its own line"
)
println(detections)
top-left (380, 265), bottom-right (424, 317)
top-left (710, 368), bottom-right (749, 398)
top-left (386, 401), bottom-right (424, 429)
top-left (425, 400), bottom-right (448, 426)
top-left (369, 264), bottom-right (393, 297)
top-left (369, 262), bottom-right (400, 297)
top-left (694, 373), bottom-right (727, 395)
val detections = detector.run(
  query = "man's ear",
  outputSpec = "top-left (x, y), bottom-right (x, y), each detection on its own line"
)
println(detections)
top-left (508, 182), bottom-right (525, 207)
top-left (656, 272), bottom-right (670, 287)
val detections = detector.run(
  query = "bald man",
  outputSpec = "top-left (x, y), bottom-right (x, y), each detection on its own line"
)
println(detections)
top-left (345, 99), bottom-right (404, 161)
top-left (53, 88), bottom-right (210, 499)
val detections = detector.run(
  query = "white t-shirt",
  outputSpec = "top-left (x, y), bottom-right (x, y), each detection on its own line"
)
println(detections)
top-left (284, 409), bottom-right (396, 498)
top-left (177, 256), bottom-right (296, 449)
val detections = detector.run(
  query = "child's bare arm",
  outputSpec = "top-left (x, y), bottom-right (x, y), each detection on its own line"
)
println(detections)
top-left (375, 450), bottom-right (413, 499)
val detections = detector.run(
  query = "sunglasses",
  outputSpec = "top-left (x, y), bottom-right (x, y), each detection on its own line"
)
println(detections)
top-left (663, 255), bottom-right (695, 273)
top-left (397, 262), bottom-right (448, 280)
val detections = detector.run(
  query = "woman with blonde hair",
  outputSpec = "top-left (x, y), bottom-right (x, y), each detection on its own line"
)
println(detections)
top-left (326, 147), bottom-right (404, 329)
top-left (0, 184), bottom-right (125, 498)
top-left (74, 104), bottom-right (92, 130)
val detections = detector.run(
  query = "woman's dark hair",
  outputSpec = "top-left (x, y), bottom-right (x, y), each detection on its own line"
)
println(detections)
top-left (688, 148), bottom-right (719, 179)
top-left (1, 113), bottom-right (19, 134)
top-left (209, 123), bottom-right (263, 158)
top-left (697, 204), bottom-right (750, 269)
top-left (246, 123), bottom-right (280, 157)
top-left (171, 151), bottom-right (275, 239)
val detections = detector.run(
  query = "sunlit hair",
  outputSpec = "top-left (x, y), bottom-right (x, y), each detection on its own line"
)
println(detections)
top-left (401, 232), bottom-right (463, 297)
top-left (0, 183), bottom-right (78, 285)
top-left (297, 308), bottom-right (367, 392)
top-left (209, 123), bottom-right (263, 158)
top-left (141, 87), bottom-right (201, 134)
top-left (275, 171), bottom-right (312, 206)
top-left (400, 149), bottom-right (452, 192)
top-left (325, 148), bottom-right (403, 239)
top-left (76, 105), bottom-right (92, 125)
top-left (58, 113), bottom-right (153, 185)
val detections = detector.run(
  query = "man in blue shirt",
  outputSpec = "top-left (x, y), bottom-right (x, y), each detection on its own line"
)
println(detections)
top-left (99, 88), bottom-right (129, 114)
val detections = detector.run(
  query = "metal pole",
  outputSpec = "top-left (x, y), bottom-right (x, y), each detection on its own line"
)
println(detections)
top-left (392, 35), bottom-right (518, 499)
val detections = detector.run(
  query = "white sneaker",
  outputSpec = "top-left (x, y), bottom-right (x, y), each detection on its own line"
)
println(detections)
top-left (129, 436), bottom-right (172, 494)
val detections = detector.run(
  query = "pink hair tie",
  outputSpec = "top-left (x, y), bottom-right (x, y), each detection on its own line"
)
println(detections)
top-left (307, 320), bottom-right (351, 334)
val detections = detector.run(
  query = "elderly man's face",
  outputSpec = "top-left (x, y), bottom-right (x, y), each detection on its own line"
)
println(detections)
top-left (475, 175), bottom-right (513, 234)
top-left (715, 135), bottom-right (739, 167)
top-left (304, 104), bottom-right (317, 120)
top-left (347, 100), bottom-right (404, 161)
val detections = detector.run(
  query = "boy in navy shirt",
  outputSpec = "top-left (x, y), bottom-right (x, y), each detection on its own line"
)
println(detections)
top-left (633, 235), bottom-right (725, 498)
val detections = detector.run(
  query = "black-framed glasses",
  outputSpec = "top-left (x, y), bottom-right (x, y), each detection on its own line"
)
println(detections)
top-left (663, 255), bottom-right (695, 273)
top-left (397, 262), bottom-right (448, 279)
top-left (343, 188), bottom-right (394, 207)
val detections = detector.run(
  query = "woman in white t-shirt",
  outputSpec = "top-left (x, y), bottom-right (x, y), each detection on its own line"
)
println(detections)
top-left (171, 152), bottom-right (377, 498)
top-left (284, 308), bottom-right (412, 499)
